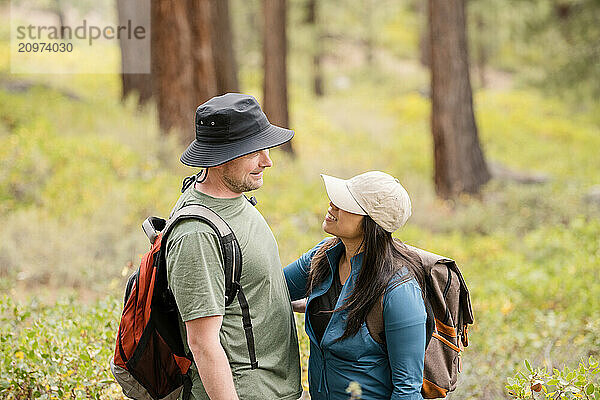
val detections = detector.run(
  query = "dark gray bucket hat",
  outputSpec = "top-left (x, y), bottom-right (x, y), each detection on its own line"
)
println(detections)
top-left (180, 93), bottom-right (294, 168)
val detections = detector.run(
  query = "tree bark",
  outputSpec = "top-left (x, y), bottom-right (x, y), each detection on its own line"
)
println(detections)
top-left (117, 0), bottom-right (152, 105)
top-left (187, 0), bottom-right (218, 105)
top-left (151, 0), bottom-right (195, 142)
top-left (429, 0), bottom-right (490, 199)
top-left (263, 0), bottom-right (293, 153)
top-left (151, 0), bottom-right (238, 142)
top-left (306, 0), bottom-right (323, 96)
top-left (210, 0), bottom-right (239, 93)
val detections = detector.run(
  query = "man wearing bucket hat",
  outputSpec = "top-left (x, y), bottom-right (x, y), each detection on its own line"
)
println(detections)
top-left (166, 93), bottom-right (302, 400)
top-left (284, 171), bottom-right (427, 399)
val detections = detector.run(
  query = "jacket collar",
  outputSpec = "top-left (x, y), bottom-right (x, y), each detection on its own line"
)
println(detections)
top-left (324, 240), bottom-right (364, 277)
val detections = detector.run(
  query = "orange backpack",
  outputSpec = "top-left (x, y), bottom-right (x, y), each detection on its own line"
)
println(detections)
top-left (110, 204), bottom-right (256, 400)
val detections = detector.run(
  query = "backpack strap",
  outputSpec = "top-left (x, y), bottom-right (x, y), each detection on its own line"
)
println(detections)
top-left (164, 205), bottom-right (241, 304)
top-left (160, 204), bottom-right (258, 369)
top-left (366, 274), bottom-right (435, 349)
top-left (235, 284), bottom-right (258, 369)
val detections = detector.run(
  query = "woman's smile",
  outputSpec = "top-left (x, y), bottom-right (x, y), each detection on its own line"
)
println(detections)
top-left (325, 209), bottom-right (338, 222)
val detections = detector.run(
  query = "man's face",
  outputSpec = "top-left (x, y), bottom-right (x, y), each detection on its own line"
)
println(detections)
top-left (219, 149), bottom-right (273, 193)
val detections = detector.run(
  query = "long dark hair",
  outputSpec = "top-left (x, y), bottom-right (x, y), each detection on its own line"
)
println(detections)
top-left (307, 216), bottom-right (425, 342)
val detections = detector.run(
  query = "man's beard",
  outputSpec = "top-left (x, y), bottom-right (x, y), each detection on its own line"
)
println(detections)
top-left (221, 168), bottom-right (261, 193)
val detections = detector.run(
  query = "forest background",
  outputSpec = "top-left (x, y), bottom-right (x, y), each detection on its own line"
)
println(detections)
top-left (0, 0), bottom-right (599, 399)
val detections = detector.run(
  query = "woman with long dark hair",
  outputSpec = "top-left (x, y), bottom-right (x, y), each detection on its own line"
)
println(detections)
top-left (284, 171), bottom-right (426, 399)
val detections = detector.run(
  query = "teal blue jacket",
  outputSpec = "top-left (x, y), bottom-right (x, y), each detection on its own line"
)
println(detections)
top-left (284, 240), bottom-right (426, 400)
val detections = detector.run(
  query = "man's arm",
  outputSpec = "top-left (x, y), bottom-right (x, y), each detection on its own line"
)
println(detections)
top-left (186, 316), bottom-right (238, 400)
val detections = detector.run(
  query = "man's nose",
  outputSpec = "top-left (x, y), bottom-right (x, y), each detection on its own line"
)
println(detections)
top-left (258, 150), bottom-right (273, 167)
top-left (329, 201), bottom-right (339, 210)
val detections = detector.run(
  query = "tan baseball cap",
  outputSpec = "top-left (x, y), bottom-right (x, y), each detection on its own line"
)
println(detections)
top-left (320, 171), bottom-right (412, 233)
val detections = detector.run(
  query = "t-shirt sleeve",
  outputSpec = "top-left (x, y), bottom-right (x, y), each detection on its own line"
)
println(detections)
top-left (283, 238), bottom-right (330, 301)
top-left (383, 280), bottom-right (427, 400)
top-left (166, 230), bottom-right (225, 322)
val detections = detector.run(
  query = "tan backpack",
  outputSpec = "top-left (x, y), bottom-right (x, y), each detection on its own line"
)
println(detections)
top-left (366, 242), bottom-right (474, 399)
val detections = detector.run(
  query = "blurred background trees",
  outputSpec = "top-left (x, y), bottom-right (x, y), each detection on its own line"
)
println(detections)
top-left (6, 0), bottom-right (596, 201)
top-left (140, 0), bottom-right (495, 196)
top-left (123, 0), bottom-right (598, 198)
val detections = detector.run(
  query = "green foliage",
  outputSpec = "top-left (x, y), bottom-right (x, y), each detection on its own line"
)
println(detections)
top-left (507, 357), bottom-right (600, 399)
top-left (0, 77), bottom-right (184, 292)
top-left (442, 219), bottom-right (600, 398)
top-left (0, 295), bottom-right (125, 399)
top-left (471, 0), bottom-right (600, 101)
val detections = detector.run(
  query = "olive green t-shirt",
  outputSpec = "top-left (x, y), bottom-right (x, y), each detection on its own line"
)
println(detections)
top-left (165, 187), bottom-right (301, 400)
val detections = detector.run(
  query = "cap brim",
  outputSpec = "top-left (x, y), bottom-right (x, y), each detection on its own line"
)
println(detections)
top-left (320, 174), bottom-right (367, 215)
top-left (180, 124), bottom-right (294, 168)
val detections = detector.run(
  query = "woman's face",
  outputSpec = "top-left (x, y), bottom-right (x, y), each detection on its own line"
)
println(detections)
top-left (322, 201), bottom-right (364, 241)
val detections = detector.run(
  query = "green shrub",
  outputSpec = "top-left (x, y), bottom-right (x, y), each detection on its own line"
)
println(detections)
top-left (0, 295), bottom-right (125, 399)
top-left (507, 358), bottom-right (600, 399)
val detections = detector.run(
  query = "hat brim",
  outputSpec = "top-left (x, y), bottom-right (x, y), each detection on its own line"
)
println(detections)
top-left (320, 174), bottom-right (367, 215)
top-left (180, 124), bottom-right (294, 168)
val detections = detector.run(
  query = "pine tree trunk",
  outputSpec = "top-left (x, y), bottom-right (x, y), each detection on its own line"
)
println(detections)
top-left (429, 0), bottom-right (490, 199)
top-left (211, 0), bottom-right (239, 93)
top-left (151, 0), bottom-right (195, 143)
top-left (306, 0), bottom-right (324, 96)
top-left (117, 0), bottom-right (152, 105)
top-left (263, 0), bottom-right (293, 154)
top-left (187, 0), bottom-right (218, 105)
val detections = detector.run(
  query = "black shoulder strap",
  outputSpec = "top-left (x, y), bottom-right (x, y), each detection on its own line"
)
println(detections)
top-left (160, 204), bottom-right (258, 369)
top-left (162, 205), bottom-right (239, 305)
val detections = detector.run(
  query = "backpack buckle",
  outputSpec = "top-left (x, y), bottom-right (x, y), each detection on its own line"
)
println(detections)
top-left (142, 217), bottom-right (166, 244)
top-left (142, 218), bottom-right (158, 244)
top-left (461, 325), bottom-right (469, 347)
